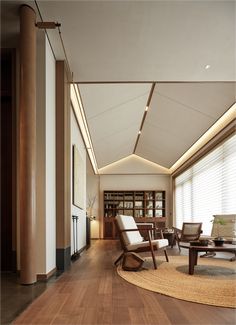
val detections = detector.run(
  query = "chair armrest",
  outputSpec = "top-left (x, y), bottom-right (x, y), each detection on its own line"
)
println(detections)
top-left (155, 228), bottom-right (164, 239)
top-left (120, 227), bottom-right (155, 233)
top-left (172, 227), bottom-right (182, 240)
top-left (136, 227), bottom-right (156, 232)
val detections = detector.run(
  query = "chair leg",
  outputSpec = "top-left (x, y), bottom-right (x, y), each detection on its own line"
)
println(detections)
top-left (164, 249), bottom-right (169, 262)
top-left (176, 238), bottom-right (181, 252)
top-left (147, 230), bottom-right (157, 269)
top-left (173, 230), bottom-right (181, 251)
top-left (150, 245), bottom-right (157, 269)
top-left (114, 253), bottom-right (124, 266)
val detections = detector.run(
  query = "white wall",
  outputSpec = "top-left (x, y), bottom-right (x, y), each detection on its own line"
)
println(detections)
top-left (71, 109), bottom-right (87, 254)
top-left (100, 174), bottom-right (171, 237)
top-left (86, 156), bottom-right (100, 238)
top-left (45, 37), bottom-right (56, 273)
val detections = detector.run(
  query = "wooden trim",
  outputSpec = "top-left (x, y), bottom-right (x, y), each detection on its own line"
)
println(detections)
top-left (120, 227), bottom-right (156, 232)
top-left (56, 61), bottom-right (71, 249)
top-left (133, 134), bottom-right (141, 153)
top-left (11, 49), bottom-right (17, 269)
top-left (171, 175), bottom-right (175, 227)
top-left (72, 81), bottom-right (235, 84)
top-left (146, 83), bottom-right (156, 107)
top-left (37, 267), bottom-right (57, 281)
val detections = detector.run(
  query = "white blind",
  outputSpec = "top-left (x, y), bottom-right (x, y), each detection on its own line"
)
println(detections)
top-left (174, 134), bottom-right (236, 235)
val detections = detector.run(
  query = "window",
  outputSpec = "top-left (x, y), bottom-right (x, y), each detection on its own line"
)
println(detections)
top-left (174, 134), bottom-right (236, 235)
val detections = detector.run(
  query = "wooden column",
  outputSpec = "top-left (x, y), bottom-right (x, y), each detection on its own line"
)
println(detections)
top-left (56, 61), bottom-right (71, 271)
top-left (19, 5), bottom-right (36, 284)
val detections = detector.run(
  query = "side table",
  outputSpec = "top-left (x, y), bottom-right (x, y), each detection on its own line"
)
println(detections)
top-left (163, 231), bottom-right (176, 248)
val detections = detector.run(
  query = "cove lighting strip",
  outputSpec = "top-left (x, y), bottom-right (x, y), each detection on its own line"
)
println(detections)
top-left (70, 84), bottom-right (98, 174)
top-left (170, 103), bottom-right (236, 173)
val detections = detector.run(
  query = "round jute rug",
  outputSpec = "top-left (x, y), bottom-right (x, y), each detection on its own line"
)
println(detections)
top-left (117, 255), bottom-right (236, 308)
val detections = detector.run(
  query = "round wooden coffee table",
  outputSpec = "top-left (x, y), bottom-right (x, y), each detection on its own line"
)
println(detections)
top-left (179, 243), bottom-right (236, 275)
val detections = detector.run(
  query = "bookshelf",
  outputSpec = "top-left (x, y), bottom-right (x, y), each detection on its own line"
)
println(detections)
top-left (103, 190), bottom-right (166, 239)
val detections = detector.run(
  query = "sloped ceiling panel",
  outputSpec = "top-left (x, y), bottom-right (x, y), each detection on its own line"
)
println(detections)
top-left (98, 154), bottom-right (170, 175)
top-left (93, 126), bottom-right (138, 168)
top-left (155, 83), bottom-right (236, 118)
top-left (136, 82), bottom-right (236, 168)
top-left (79, 84), bottom-right (151, 168)
top-left (79, 83), bottom-right (151, 119)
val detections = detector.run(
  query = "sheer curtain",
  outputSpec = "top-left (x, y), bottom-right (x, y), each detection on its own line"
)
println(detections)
top-left (174, 134), bottom-right (236, 235)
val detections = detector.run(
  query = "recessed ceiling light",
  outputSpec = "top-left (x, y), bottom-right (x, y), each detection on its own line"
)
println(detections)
top-left (205, 64), bottom-right (211, 70)
top-left (145, 106), bottom-right (149, 111)
top-left (138, 130), bottom-right (141, 135)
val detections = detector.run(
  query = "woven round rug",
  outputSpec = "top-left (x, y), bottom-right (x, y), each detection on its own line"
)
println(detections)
top-left (117, 255), bottom-right (236, 308)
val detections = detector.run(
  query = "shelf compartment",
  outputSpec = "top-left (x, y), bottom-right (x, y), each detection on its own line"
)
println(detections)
top-left (155, 209), bottom-right (164, 217)
top-left (134, 209), bottom-right (144, 218)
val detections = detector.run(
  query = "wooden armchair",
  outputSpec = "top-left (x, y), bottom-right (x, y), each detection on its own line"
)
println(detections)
top-left (200, 214), bottom-right (236, 261)
top-left (173, 222), bottom-right (202, 251)
top-left (114, 215), bottom-right (169, 269)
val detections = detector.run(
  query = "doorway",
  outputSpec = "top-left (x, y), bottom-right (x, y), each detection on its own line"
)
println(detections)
top-left (1, 49), bottom-right (17, 271)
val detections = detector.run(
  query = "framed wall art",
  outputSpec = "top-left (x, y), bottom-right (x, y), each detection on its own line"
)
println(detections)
top-left (72, 145), bottom-right (84, 209)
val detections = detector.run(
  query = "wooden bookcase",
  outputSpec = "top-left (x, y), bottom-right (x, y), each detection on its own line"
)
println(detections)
top-left (103, 190), bottom-right (166, 239)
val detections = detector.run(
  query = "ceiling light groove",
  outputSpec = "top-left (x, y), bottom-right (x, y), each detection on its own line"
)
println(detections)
top-left (70, 84), bottom-right (98, 174)
top-left (87, 91), bottom-right (150, 120)
top-left (170, 103), bottom-right (236, 173)
top-left (133, 83), bottom-right (156, 154)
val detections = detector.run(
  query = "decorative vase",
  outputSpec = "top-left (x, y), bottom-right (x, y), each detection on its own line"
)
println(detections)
top-left (213, 238), bottom-right (224, 247)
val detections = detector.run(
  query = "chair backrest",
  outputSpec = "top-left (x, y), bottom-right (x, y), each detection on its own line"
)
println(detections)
top-left (116, 215), bottom-right (143, 245)
top-left (211, 214), bottom-right (236, 240)
top-left (180, 222), bottom-right (202, 241)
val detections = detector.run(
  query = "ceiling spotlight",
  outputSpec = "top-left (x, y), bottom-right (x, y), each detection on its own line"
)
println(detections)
top-left (145, 106), bottom-right (149, 111)
top-left (205, 64), bottom-right (211, 70)
top-left (138, 131), bottom-right (141, 135)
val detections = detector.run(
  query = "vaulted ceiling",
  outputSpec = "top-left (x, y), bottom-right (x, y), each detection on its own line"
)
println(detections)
top-left (79, 82), bottom-right (235, 169)
top-left (2, 1), bottom-right (236, 171)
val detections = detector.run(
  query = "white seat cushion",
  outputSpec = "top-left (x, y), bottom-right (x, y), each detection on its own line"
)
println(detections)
top-left (116, 215), bottom-right (143, 245)
top-left (127, 239), bottom-right (168, 251)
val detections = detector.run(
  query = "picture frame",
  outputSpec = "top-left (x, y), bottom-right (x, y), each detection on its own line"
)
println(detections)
top-left (72, 145), bottom-right (84, 209)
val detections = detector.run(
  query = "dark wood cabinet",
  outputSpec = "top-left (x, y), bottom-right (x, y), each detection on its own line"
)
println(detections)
top-left (103, 190), bottom-right (166, 239)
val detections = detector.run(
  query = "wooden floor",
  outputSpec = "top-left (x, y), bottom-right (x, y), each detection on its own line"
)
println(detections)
top-left (13, 240), bottom-right (235, 325)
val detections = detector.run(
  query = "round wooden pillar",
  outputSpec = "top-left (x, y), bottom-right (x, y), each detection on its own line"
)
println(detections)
top-left (19, 5), bottom-right (36, 284)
